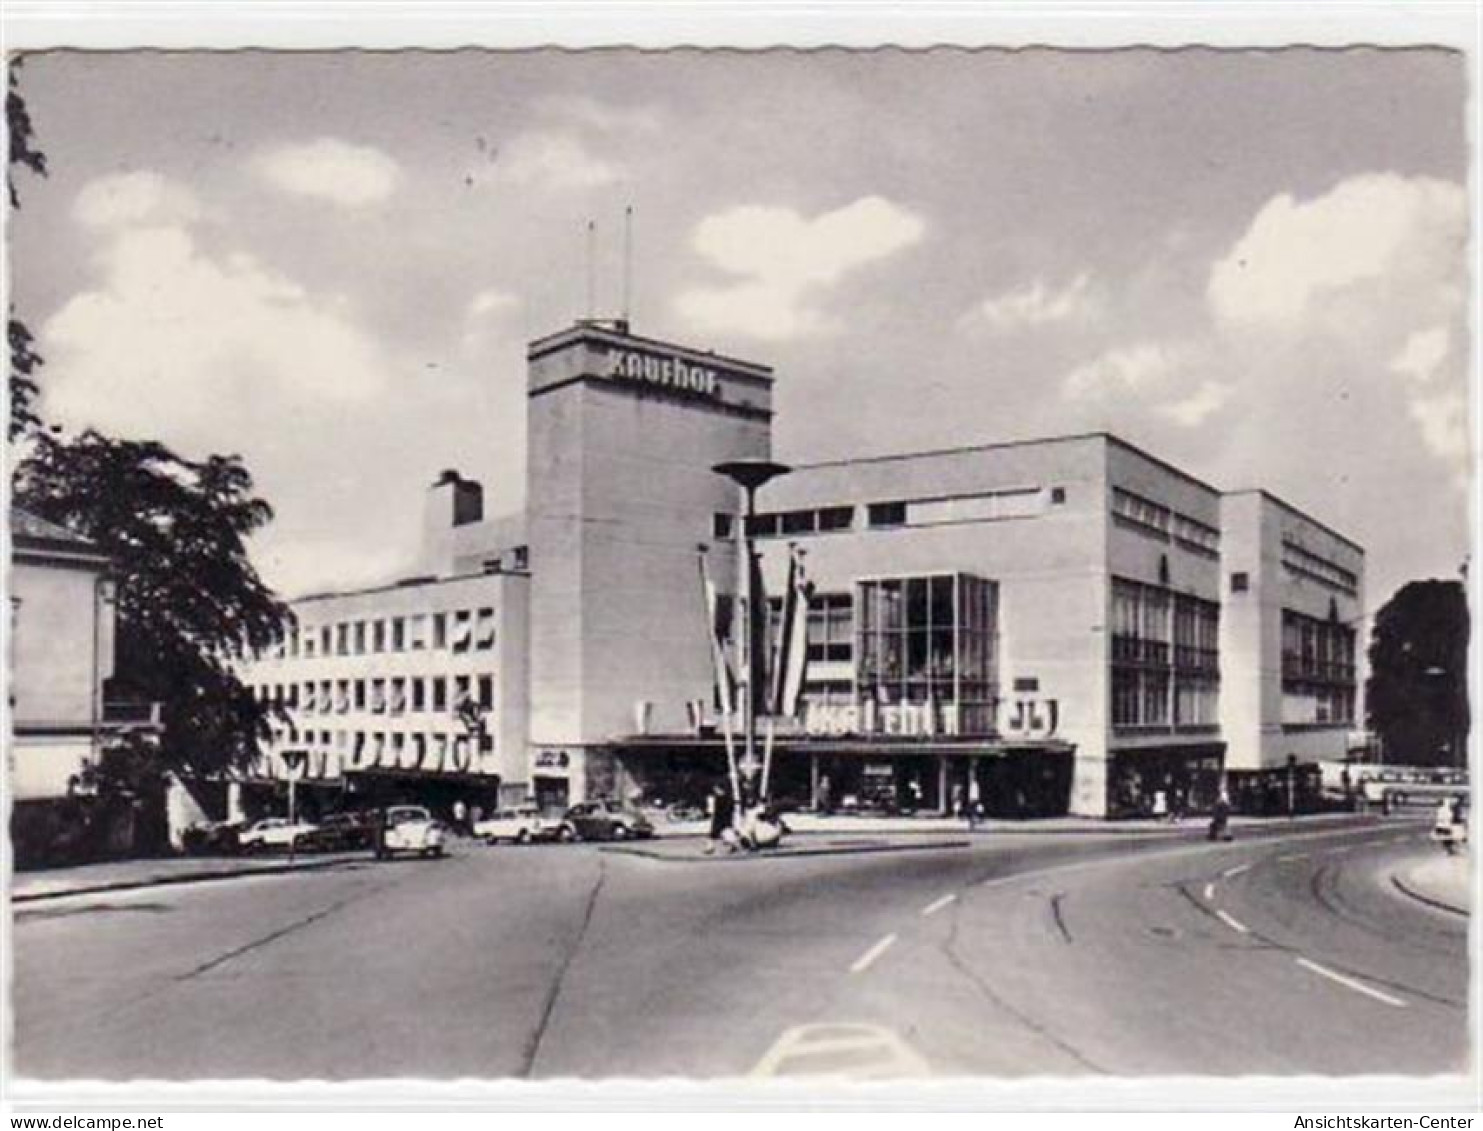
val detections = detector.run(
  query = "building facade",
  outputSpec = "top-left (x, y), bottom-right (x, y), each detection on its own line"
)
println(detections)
top-left (9, 508), bottom-right (118, 802)
top-left (238, 322), bottom-right (1365, 820)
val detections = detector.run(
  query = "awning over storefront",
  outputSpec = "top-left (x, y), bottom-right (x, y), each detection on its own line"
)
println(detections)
top-left (610, 733), bottom-right (1075, 758)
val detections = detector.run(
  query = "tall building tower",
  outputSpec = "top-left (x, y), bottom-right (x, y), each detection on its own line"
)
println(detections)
top-left (525, 322), bottom-right (774, 804)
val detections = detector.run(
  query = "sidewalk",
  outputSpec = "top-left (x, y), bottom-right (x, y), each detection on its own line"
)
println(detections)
top-left (602, 832), bottom-right (971, 863)
top-left (650, 809), bottom-right (1366, 839)
top-left (10, 850), bottom-right (365, 904)
top-left (1392, 850), bottom-right (1471, 916)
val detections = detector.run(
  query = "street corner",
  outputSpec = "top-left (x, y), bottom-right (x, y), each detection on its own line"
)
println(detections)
top-left (1391, 848), bottom-right (1471, 917)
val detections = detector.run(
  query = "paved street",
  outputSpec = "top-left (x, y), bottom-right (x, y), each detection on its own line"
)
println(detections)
top-left (11, 816), bottom-right (1466, 1080)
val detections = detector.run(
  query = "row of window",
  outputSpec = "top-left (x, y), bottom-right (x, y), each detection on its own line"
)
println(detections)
top-left (266, 608), bottom-right (498, 661)
top-left (253, 673), bottom-right (494, 716)
top-left (1280, 608), bottom-right (1357, 688)
top-left (1281, 537), bottom-right (1359, 595)
top-left (1110, 579), bottom-right (1220, 672)
top-left (716, 487), bottom-right (1064, 542)
top-left (265, 727), bottom-right (494, 768)
top-left (1112, 669), bottom-right (1221, 728)
top-left (1111, 488), bottom-right (1221, 556)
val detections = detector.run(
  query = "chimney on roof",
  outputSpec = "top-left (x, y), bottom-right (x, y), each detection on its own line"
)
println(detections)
top-left (421, 470), bottom-right (484, 575)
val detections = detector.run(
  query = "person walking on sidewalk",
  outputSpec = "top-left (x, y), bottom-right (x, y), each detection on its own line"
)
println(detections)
top-left (1207, 788), bottom-right (1232, 842)
top-left (704, 783), bottom-right (736, 855)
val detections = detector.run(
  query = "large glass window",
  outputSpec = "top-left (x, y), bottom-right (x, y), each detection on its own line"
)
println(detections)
top-left (1280, 608), bottom-right (1356, 726)
top-left (1112, 578), bottom-right (1219, 729)
top-left (855, 573), bottom-right (997, 735)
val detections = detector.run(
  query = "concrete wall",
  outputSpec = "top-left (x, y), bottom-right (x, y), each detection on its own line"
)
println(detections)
top-left (1220, 491), bottom-right (1365, 770)
top-left (525, 326), bottom-right (773, 751)
top-left (762, 435), bottom-right (1113, 814)
top-left (10, 554), bottom-right (112, 800)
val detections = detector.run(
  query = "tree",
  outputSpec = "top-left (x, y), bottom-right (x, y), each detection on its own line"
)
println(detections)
top-left (1366, 579), bottom-right (1470, 767)
top-left (9, 59), bottom-right (48, 442)
top-left (13, 430), bottom-right (294, 777)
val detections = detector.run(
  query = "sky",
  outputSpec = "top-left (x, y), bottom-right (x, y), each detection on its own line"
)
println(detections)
top-left (8, 47), bottom-right (1472, 608)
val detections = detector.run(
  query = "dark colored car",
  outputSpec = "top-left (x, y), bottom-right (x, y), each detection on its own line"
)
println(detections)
top-left (559, 800), bottom-right (655, 842)
top-left (180, 820), bottom-right (244, 856)
top-left (299, 811), bottom-right (374, 852)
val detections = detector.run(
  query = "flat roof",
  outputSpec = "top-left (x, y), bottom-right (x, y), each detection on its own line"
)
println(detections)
top-left (292, 567), bottom-right (524, 607)
top-left (1223, 488), bottom-right (1364, 556)
top-left (784, 431), bottom-right (1223, 496)
top-left (527, 321), bottom-right (774, 380)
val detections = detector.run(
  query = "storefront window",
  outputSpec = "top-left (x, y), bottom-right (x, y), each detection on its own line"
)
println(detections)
top-left (854, 572), bottom-right (998, 735)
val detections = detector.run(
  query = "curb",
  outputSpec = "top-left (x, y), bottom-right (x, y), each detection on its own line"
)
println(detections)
top-left (11, 854), bottom-right (362, 905)
top-left (1390, 870), bottom-right (1469, 918)
top-left (600, 838), bottom-right (971, 863)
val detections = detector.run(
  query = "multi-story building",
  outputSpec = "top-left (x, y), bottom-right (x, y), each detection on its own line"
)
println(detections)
top-left (236, 473), bottom-right (529, 817)
top-left (238, 321), bottom-right (1364, 819)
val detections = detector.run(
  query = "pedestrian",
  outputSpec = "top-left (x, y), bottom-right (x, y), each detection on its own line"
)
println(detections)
top-left (452, 798), bottom-right (468, 837)
top-left (371, 806), bottom-right (388, 860)
top-left (816, 773), bottom-right (832, 816)
top-left (1207, 788), bottom-right (1232, 842)
top-left (704, 783), bottom-right (735, 855)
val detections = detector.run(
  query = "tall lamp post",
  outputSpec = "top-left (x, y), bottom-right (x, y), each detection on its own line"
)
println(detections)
top-left (712, 458), bottom-right (790, 803)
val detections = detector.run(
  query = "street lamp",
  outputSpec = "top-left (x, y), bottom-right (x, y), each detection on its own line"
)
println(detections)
top-left (712, 458), bottom-right (790, 803)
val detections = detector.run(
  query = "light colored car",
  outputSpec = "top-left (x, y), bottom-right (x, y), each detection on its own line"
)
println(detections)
top-left (475, 805), bottom-right (561, 844)
top-left (378, 806), bottom-right (447, 858)
top-left (238, 817), bottom-right (319, 852)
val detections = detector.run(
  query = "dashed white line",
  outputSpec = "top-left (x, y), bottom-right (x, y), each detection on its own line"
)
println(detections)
top-left (850, 933), bottom-right (898, 974)
top-left (1327, 846), bottom-right (1352, 855)
top-left (1202, 882), bottom-right (1216, 901)
top-left (1215, 909), bottom-right (1250, 935)
top-left (921, 893), bottom-right (957, 917)
top-left (1295, 957), bottom-right (1407, 1008)
top-left (1274, 853), bottom-right (1309, 863)
top-left (1221, 863), bottom-right (1252, 879)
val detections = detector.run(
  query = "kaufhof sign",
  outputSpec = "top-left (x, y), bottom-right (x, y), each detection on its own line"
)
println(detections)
top-left (607, 347), bottom-right (720, 399)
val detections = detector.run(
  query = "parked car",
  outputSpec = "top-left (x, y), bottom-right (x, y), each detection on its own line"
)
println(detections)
top-left (377, 806), bottom-right (447, 859)
top-left (475, 805), bottom-right (562, 844)
top-left (299, 811), bottom-right (374, 853)
top-left (238, 817), bottom-right (319, 853)
top-left (180, 819), bottom-right (245, 856)
top-left (560, 799), bottom-right (655, 842)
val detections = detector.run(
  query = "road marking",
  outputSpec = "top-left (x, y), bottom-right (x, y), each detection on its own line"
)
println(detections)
top-left (1295, 958), bottom-right (1407, 1008)
top-left (1274, 853), bottom-right (1308, 863)
top-left (1215, 909), bottom-right (1250, 934)
top-left (1327, 845), bottom-right (1352, 855)
top-left (1202, 882), bottom-right (1216, 901)
top-left (921, 893), bottom-right (957, 917)
top-left (751, 1023), bottom-right (929, 1078)
top-left (1221, 863), bottom-right (1252, 879)
top-left (968, 822), bottom-right (1410, 898)
top-left (850, 933), bottom-right (898, 974)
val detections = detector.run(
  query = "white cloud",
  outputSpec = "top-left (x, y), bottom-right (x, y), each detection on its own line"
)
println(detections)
top-left (1157, 379), bottom-right (1232, 428)
top-left (494, 131), bottom-right (619, 189)
top-left (254, 138), bottom-right (402, 206)
top-left (1389, 325), bottom-right (1451, 385)
top-left (43, 223), bottom-right (392, 447)
top-left (1208, 173), bottom-right (1466, 326)
top-left (674, 196), bottom-right (926, 340)
top-left (73, 170), bottom-right (201, 229)
top-left (959, 272), bottom-right (1098, 333)
top-left (1410, 390), bottom-right (1470, 470)
top-left (1063, 341), bottom-right (1185, 400)
top-left (466, 288), bottom-right (519, 321)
